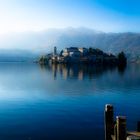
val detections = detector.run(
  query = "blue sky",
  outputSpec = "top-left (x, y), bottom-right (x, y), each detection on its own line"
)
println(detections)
top-left (0, 0), bottom-right (140, 34)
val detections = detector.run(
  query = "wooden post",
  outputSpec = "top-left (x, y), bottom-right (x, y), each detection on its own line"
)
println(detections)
top-left (137, 121), bottom-right (140, 132)
top-left (116, 116), bottom-right (126, 140)
top-left (105, 104), bottom-right (114, 140)
top-left (114, 123), bottom-right (117, 140)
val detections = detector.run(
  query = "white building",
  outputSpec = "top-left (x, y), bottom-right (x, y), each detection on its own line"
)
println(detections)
top-left (62, 47), bottom-right (81, 57)
top-left (78, 48), bottom-right (88, 56)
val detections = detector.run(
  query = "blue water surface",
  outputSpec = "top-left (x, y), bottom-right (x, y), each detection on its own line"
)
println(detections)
top-left (0, 63), bottom-right (139, 140)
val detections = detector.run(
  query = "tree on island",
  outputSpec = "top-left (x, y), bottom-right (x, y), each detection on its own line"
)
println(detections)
top-left (89, 48), bottom-right (103, 55)
top-left (118, 51), bottom-right (127, 66)
top-left (39, 56), bottom-right (48, 64)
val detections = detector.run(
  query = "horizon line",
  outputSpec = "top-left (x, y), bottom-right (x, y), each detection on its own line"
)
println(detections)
top-left (0, 27), bottom-right (140, 36)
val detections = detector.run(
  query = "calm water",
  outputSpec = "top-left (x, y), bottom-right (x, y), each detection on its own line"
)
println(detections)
top-left (0, 63), bottom-right (139, 140)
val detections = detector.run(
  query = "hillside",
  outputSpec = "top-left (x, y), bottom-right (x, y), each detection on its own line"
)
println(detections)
top-left (0, 28), bottom-right (140, 61)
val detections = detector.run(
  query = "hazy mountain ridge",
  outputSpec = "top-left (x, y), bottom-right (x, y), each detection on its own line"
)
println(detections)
top-left (0, 28), bottom-right (140, 61)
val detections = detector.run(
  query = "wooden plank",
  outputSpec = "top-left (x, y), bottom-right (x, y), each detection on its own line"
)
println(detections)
top-left (127, 131), bottom-right (140, 137)
top-left (111, 135), bottom-right (115, 140)
top-left (137, 122), bottom-right (140, 132)
top-left (116, 116), bottom-right (126, 140)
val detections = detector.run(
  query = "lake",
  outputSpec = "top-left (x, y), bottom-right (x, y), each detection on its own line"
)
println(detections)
top-left (0, 63), bottom-right (139, 140)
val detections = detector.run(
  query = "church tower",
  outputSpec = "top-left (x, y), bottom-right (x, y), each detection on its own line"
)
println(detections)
top-left (54, 46), bottom-right (57, 56)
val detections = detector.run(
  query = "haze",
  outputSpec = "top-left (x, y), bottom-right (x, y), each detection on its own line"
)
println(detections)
top-left (0, 0), bottom-right (140, 34)
top-left (0, 0), bottom-right (140, 52)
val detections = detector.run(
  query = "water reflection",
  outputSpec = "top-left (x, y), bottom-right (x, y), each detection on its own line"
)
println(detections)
top-left (40, 64), bottom-right (126, 80)
top-left (0, 63), bottom-right (138, 140)
top-left (118, 64), bottom-right (127, 75)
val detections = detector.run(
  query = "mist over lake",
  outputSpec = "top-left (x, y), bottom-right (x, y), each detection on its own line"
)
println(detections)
top-left (0, 28), bottom-right (140, 58)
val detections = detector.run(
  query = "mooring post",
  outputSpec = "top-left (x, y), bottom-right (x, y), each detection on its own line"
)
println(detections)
top-left (116, 116), bottom-right (126, 140)
top-left (137, 121), bottom-right (140, 132)
top-left (105, 104), bottom-right (114, 140)
top-left (114, 123), bottom-right (117, 140)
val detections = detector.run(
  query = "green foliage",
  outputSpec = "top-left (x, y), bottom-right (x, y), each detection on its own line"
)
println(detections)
top-left (118, 51), bottom-right (127, 65)
top-left (88, 48), bottom-right (103, 55)
top-left (39, 55), bottom-right (49, 64)
top-left (118, 52), bottom-right (126, 60)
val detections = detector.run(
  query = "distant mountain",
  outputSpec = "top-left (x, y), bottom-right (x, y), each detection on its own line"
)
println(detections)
top-left (0, 28), bottom-right (140, 61)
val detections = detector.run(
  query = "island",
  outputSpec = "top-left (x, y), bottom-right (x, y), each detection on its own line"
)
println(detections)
top-left (39, 47), bottom-right (127, 67)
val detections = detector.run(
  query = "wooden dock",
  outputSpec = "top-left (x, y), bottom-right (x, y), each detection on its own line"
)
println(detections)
top-left (105, 104), bottom-right (140, 140)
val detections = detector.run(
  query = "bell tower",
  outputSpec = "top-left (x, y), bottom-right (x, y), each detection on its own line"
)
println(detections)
top-left (54, 46), bottom-right (57, 56)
